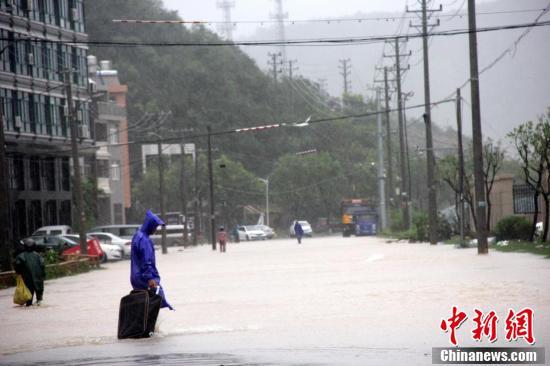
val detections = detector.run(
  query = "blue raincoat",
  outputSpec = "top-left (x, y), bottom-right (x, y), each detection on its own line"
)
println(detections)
top-left (130, 210), bottom-right (174, 310)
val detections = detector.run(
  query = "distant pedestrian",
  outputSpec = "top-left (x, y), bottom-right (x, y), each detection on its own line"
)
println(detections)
top-left (294, 220), bottom-right (304, 244)
top-left (218, 226), bottom-right (227, 252)
top-left (131, 210), bottom-right (173, 310)
top-left (14, 238), bottom-right (45, 306)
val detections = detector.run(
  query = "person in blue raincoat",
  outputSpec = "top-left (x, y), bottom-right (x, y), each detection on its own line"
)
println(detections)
top-left (130, 210), bottom-right (173, 310)
top-left (294, 220), bottom-right (304, 244)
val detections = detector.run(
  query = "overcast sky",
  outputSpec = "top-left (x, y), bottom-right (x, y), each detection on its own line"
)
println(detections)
top-left (161, 0), bottom-right (491, 38)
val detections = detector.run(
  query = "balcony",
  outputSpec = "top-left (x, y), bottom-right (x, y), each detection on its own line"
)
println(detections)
top-left (97, 102), bottom-right (126, 120)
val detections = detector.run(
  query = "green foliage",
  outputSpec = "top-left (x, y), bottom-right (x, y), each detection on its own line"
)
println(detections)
top-left (413, 213), bottom-right (429, 242)
top-left (270, 152), bottom-right (352, 227)
top-left (45, 260), bottom-right (91, 280)
top-left (389, 209), bottom-right (403, 232)
top-left (43, 250), bottom-right (59, 265)
top-left (494, 215), bottom-right (532, 241)
top-left (491, 240), bottom-right (550, 259)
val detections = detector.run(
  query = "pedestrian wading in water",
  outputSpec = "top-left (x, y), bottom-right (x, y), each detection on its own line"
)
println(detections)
top-left (218, 226), bottom-right (227, 252)
top-left (14, 238), bottom-right (45, 306)
top-left (130, 210), bottom-right (173, 310)
top-left (294, 220), bottom-right (304, 244)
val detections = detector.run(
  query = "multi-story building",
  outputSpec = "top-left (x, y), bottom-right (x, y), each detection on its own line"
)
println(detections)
top-left (0, 0), bottom-right (91, 240)
top-left (88, 57), bottom-right (131, 225)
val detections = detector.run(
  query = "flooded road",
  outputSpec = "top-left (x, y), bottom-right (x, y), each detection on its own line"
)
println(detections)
top-left (1, 236), bottom-right (549, 365)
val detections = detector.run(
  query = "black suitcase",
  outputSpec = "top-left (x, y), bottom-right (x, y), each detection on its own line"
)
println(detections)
top-left (118, 289), bottom-right (162, 339)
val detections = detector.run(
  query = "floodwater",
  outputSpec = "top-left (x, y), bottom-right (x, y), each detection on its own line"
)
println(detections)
top-left (1, 236), bottom-right (549, 365)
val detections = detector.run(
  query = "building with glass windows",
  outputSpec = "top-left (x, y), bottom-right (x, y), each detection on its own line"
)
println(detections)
top-left (0, 0), bottom-right (91, 240)
top-left (89, 57), bottom-right (131, 225)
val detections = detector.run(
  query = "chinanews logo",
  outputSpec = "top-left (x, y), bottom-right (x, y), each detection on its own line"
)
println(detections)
top-left (433, 307), bottom-right (545, 364)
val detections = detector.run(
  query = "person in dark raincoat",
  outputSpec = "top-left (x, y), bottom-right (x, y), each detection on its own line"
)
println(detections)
top-left (294, 220), bottom-right (304, 244)
top-left (130, 210), bottom-right (173, 310)
top-left (14, 238), bottom-right (45, 306)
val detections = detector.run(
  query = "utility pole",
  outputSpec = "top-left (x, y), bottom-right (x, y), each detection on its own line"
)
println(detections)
top-left (287, 59), bottom-right (298, 80)
top-left (408, 1), bottom-right (441, 244)
top-left (270, 0), bottom-right (288, 66)
top-left (65, 70), bottom-right (87, 254)
top-left (376, 88), bottom-right (387, 230)
top-left (402, 91), bottom-right (414, 229)
top-left (180, 142), bottom-right (188, 246)
top-left (338, 59), bottom-right (351, 96)
top-left (394, 38), bottom-right (410, 229)
top-left (193, 150), bottom-right (199, 246)
top-left (384, 68), bottom-right (394, 204)
top-left (456, 88), bottom-right (466, 247)
top-left (207, 126), bottom-right (216, 250)
top-left (0, 108), bottom-right (12, 271)
top-left (423, 113), bottom-right (437, 245)
top-left (153, 136), bottom-right (167, 254)
top-left (382, 39), bottom-right (411, 229)
top-left (216, 0), bottom-right (235, 41)
top-left (467, 0), bottom-right (488, 254)
top-left (268, 52), bottom-right (283, 82)
top-left (374, 66), bottom-right (395, 204)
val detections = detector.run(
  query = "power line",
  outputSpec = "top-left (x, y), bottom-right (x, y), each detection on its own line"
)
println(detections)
top-left (3, 20), bottom-right (550, 47)
top-left (111, 8), bottom-right (547, 26)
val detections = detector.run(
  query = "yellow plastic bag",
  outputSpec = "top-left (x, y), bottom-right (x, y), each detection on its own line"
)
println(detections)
top-left (13, 275), bottom-right (32, 305)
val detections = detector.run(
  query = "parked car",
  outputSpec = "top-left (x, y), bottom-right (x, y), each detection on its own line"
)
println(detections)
top-left (88, 225), bottom-right (140, 240)
top-left (32, 225), bottom-right (72, 236)
top-left (21, 235), bottom-right (77, 253)
top-left (237, 225), bottom-right (267, 241)
top-left (289, 220), bottom-right (313, 237)
top-left (59, 235), bottom-right (109, 262)
top-left (254, 225), bottom-right (276, 239)
top-left (88, 232), bottom-right (132, 257)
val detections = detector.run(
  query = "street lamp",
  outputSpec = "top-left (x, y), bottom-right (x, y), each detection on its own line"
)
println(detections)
top-left (258, 177), bottom-right (269, 227)
top-left (148, 132), bottom-right (167, 254)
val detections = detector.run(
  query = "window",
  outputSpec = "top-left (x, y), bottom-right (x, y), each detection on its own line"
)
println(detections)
top-left (0, 88), bottom-right (14, 131)
top-left (95, 123), bottom-right (107, 142)
top-left (43, 157), bottom-right (56, 191)
top-left (28, 200), bottom-right (43, 233)
top-left (29, 157), bottom-right (41, 191)
top-left (0, 29), bottom-right (10, 72)
top-left (111, 161), bottom-right (120, 181)
top-left (45, 200), bottom-right (57, 225)
top-left (114, 204), bottom-right (123, 224)
top-left (14, 200), bottom-right (28, 239)
top-left (61, 157), bottom-right (70, 191)
top-left (109, 126), bottom-right (119, 144)
top-left (97, 159), bottom-right (110, 178)
top-left (60, 200), bottom-right (71, 226)
top-left (8, 156), bottom-right (25, 190)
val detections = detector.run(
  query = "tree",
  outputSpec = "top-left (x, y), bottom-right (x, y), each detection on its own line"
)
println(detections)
top-left (271, 152), bottom-right (355, 227)
top-left (508, 114), bottom-right (550, 242)
top-left (438, 141), bottom-right (504, 233)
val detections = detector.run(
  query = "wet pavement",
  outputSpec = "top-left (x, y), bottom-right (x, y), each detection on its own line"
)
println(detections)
top-left (1, 236), bottom-right (549, 365)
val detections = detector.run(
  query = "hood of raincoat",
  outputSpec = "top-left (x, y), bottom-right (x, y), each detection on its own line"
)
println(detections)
top-left (141, 210), bottom-right (165, 236)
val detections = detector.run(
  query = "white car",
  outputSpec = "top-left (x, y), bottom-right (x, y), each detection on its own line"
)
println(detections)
top-left (61, 234), bottom-right (122, 262)
top-left (88, 232), bottom-right (132, 257)
top-left (33, 225), bottom-right (72, 236)
top-left (237, 225), bottom-right (267, 241)
top-left (289, 220), bottom-right (313, 237)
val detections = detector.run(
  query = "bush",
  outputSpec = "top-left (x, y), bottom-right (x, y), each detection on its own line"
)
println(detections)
top-left (413, 213), bottom-right (429, 242)
top-left (494, 216), bottom-right (532, 241)
top-left (437, 215), bottom-right (453, 241)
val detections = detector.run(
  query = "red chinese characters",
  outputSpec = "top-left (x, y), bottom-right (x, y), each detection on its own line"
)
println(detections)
top-left (440, 307), bottom-right (536, 346)
top-left (440, 306), bottom-right (468, 346)
top-left (472, 309), bottom-right (498, 343)
top-left (505, 308), bottom-right (535, 344)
